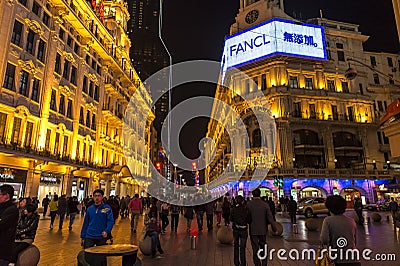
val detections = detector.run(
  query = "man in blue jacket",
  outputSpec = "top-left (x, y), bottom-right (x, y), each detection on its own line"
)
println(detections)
top-left (81, 189), bottom-right (114, 249)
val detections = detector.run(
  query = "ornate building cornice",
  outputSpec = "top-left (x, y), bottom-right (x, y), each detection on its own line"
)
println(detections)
top-left (24, 18), bottom-right (44, 36)
top-left (18, 60), bottom-right (37, 74)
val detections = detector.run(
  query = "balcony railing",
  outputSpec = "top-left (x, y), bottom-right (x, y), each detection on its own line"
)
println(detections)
top-left (0, 142), bottom-right (107, 170)
top-left (290, 111), bottom-right (363, 122)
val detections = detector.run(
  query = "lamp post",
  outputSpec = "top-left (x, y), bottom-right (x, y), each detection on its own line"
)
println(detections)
top-left (346, 57), bottom-right (400, 83)
top-left (173, 163), bottom-right (178, 183)
top-left (179, 173), bottom-right (183, 185)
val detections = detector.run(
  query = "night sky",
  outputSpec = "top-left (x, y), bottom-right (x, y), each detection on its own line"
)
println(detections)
top-left (159, 0), bottom-right (399, 160)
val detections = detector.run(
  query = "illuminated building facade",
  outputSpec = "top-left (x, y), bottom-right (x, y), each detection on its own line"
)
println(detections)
top-left (206, 0), bottom-right (400, 206)
top-left (0, 0), bottom-right (154, 201)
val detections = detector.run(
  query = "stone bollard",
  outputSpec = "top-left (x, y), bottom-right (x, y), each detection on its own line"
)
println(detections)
top-left (139, 236), bottom-right (152, 256)
top-left (16, 244), bottom-right (40, 266)
top-left (305, 219), bottom-right (319, 231)
top-left (271, 222), bottom-right (283, 236)
top-left (372, 213), bottom-right (382, 222)
top-left (217, 226), bottom-right (234, 244)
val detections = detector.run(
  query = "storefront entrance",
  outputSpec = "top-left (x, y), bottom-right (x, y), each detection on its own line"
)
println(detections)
top-left (300, 187), bottom-right (326, 199)
top-left (341, 188), bottom-right (361, 209)
top-left (0, 167), bottom-right (27, 199)
top-left (260, 187), bottom-right (274, 200)
top-left (72, 179), bottom-right (87, 202)
top-left (38, 172), bottom-right (63, 201)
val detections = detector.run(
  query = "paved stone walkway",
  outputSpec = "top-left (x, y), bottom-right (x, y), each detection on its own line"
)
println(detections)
top-left (33, 210), bottom-right (400, 265)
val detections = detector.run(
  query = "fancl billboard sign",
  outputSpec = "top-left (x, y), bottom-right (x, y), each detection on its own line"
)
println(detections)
top-left (221, 18), bottom-right (327, 76)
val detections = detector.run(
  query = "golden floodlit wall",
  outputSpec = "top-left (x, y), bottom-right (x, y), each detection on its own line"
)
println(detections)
top-left (0, 0), bottom-right (154, 200)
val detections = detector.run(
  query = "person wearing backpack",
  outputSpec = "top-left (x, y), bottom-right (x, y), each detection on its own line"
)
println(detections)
top-left (230, 195), bottom-right (250, 266)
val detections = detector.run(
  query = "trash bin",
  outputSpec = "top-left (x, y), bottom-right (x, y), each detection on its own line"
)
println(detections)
top-left (191, 236), bottom-right (197, 250)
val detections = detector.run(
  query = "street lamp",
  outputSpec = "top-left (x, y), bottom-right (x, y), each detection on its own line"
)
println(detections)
top-left (173, 163), bottom-right (178, 183)
top-left (345, 57), bottom-right (400, 83)
top-left (179, 173), bottom-right (183, 186)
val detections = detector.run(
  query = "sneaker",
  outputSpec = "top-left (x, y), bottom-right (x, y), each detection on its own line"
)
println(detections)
top-left (50, 224), bottom-right (53, 229)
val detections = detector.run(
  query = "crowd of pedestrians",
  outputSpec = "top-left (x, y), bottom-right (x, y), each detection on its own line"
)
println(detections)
top-left (2, 183), bottom-right (400, 266)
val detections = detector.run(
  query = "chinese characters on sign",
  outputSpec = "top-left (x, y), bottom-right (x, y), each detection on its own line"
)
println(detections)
top-left (283, 32), bottom-right (318, 47)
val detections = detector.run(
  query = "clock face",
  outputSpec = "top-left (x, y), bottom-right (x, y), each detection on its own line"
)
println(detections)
top-left (245, 10), bottom-right (259, 24)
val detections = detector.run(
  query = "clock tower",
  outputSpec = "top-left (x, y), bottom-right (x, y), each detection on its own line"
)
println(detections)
top-left (231, 0), bottom-right (292, 34)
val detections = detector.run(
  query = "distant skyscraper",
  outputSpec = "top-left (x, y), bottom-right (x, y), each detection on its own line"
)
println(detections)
top-left (392, 0), bottom-right (400, 42)
top-left (127, 0), bottom-right (169, 139)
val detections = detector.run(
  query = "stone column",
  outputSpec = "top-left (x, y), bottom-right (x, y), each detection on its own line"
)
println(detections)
top-left (25, 160), bottom-right (40, 197)
top-left (127, 184), bottom-right (132, 197)
top-left (277, 122), bottom-right (290, 168)
top-left (314, 63), bottom-right (325, 89)
top-left (120, 182), bottom-right (126, 196)
top-left (115, 179), bottom-right (120, 196)
top-left (322, 127), bottom-right (335, 168)
top-left (36, 28), bottom-right (59, 150)
top-left (63, 167), bottom-right (74, 197)
top-left (105, 179), bottom-right (111, 197)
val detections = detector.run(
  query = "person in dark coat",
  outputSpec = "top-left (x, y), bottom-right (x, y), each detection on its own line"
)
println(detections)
top-left (194, 203), bottom-right (205, 231)
top-left (184, 201), bottom-right (194, 232)
top-left (354, 198), bottom-right (364, 225)
top-left (205, 197), bottom-right (215, 231)
top-left (119, 196), bottom-right (127, 218)
top-left (15, 203), bottom-right (39, 243)
top-left (287, 196), bottom-right (297, 224)
top-left (0, 184), bottom-right (19, 265)
top-left (267, 197), bottom-right (276, 221)
top-left (13, 203), bottom-right (40, 262)
top-left (222, 197), bottom-right (231, 226)
top-left (389, 197), bottom-right (399, 224)
top-left (42, 195), bottom-right (50, 218)
top-left (67, 196), bottom-right (79, 230)
top-left (58, 194), bottom-right (68, 230)
top-left (230, 195), bottom-right (250, 266)
top-left (247, 188), bottom-right (277, 266)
